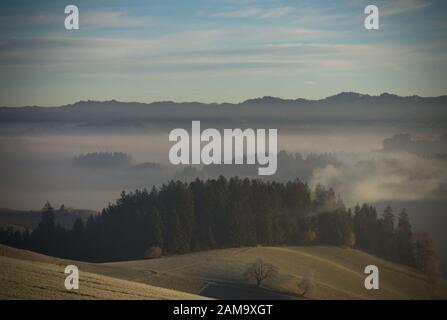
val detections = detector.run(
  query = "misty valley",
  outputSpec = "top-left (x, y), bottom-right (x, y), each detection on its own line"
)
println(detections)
top-left (0, 94), bottom-right (446, 300)
top-left (2, 0), bottom-right (447, 304)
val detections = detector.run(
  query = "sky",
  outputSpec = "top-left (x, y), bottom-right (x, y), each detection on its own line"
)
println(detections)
top-left (0, 0), bottom-right (446, 106)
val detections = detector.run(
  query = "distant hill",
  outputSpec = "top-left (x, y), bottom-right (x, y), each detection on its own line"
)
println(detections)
top-left (1, 92), bottom-right (446, 127)
top-left (0, 208), bottom-right (97, 230)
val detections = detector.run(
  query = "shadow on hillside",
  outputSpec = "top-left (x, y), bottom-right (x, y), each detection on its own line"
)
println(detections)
top-left (200, 281), bottom-right (291, 300)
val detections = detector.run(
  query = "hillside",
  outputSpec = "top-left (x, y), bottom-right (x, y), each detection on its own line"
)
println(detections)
top-left (0, 245), bottom-right (206, 300)
top-left (103, 246), bottom-right (447, 300)
top-left (1, 244), bottom-right (446, 300)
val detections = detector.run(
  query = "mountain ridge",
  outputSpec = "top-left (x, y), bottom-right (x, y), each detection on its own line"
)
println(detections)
top-left (1, 92), bottom-right (446, 125)
top-left (2, 92), bottom-right (447, 109)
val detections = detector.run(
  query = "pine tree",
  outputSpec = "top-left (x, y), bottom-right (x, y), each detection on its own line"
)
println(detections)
top-left (149, 208), bottom-right (163, 248)
top-left (0, 178), bottom-right (422, 269)
top-left (32, 201), bottom-right (56, 254)
top-left (415, 231), bottom-right (440, 290)
top-left (396, 208), bottom-right (414, 265)
top-left (354, 204), bottom-right (378, 253)
top-left (379, 206), bottom-right (396, 259)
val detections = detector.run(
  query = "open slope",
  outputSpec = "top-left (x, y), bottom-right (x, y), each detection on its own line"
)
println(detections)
top-left (0, 245), bottom-right (205, 300)
top-left (104, 246), bottom-right (447, 300)
top-left (1, 244), bottom-right (446, 300)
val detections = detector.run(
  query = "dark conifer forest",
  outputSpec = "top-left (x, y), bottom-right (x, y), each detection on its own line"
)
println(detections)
top-left (0, 177), bottom-right (418, 267)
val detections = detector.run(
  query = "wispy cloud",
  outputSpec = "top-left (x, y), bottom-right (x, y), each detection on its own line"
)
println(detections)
top-left (212, 7), bottom-right (262, 18)
top-left (257, 6), bottom-right (295, 19)
top-left (0, 14), bottom-right (59, 27)
top-left (205, 6), bottom-right (295, 19)
top-left (382, 0), bottom-right (432, 16)
top-left (0, 11), bottom-right (153, 29)
top-left (3, 26), bottom-right (446, 79)
top-left (81, 11), bottom-right (154, 28)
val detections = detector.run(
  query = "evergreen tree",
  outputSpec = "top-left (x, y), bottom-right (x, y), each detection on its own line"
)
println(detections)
top-left (354, 204), bottom-right (379, 253)
top-left (396, 208), bottom-right (415, 266)
top-left (32, 201), bottom-right (56, 255)
top-left (378, 206), bottom-right (396, 259)
top-left (415, 231), bottom-right (440, 290)
top-left (0, 178), bottom-right (425, 269)
top-left (148, 208), bottom-right (163, 248)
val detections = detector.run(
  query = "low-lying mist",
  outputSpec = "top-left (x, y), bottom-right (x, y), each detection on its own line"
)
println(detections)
top-left (0, 127), bottom-right (445, 211)
top-left (1, 124), bottom-right (446, 272)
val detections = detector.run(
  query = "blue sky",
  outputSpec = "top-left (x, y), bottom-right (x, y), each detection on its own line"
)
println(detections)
top-left (0, 0), bottom-right (446, 106)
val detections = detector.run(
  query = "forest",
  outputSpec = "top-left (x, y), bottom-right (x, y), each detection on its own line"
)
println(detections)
top-left (0, 177), bottom-right (436, 273)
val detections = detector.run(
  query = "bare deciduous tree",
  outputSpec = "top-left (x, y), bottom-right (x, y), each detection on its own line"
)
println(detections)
top-left (298, 270), bottom-right (315, 298)
top-left (244, 259), bottom-right (278, 287)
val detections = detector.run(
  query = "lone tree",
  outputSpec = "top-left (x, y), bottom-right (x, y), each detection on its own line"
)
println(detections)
top-left (297, 270), bottom-right (316, 298)
top-left (244, 258), bottom-right (278, 287)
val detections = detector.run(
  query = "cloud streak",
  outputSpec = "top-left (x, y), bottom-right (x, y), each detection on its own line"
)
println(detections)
top-left (204, 5), bottom-right (295, 19)
top-left (382, 0), bottom-right (432, 16)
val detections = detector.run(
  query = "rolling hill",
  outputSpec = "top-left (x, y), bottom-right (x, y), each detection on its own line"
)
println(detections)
top-left (103, 246), bottom-right (447, 300)
top-left (0, 245), bottom-right (205, 300)
top-left (1, 244), bottom-right (446, 300)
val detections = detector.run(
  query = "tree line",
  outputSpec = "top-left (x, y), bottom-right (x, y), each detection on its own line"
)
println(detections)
top-left (0, 177), bottom-right (437, 273)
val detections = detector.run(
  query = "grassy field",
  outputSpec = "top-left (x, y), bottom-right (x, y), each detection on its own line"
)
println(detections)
top-left (1, 244), bottom-right (446, 300)
top-left (103, 246), bottom-right (447, 300)
top-left (0, 245), bottom-right (205, 300)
